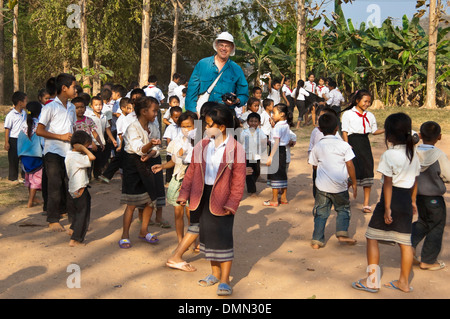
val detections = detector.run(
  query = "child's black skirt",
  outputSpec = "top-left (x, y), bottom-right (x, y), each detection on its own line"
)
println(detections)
top-left (268, 145), bottom-right (287, 189)
top-left (347, 133), bottom-right (374, 187)
top-left (198, 185), bottom-right (235, 262)
top-left (365, 186), bottom-right (413, 245)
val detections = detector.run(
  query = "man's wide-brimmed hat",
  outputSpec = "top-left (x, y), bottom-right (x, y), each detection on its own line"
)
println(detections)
top-left (213, 32), bottom-right (235, 57)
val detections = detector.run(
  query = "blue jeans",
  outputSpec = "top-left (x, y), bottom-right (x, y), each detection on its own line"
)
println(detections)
top-left (312, 189), bottom-right (351, 246)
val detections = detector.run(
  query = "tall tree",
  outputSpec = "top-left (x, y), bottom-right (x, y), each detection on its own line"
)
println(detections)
top-left (423, 0), bottom-right (441, 108)
top-left (296, 0), bottom-right (306, 82)
top-left (139, 0), bottom-right (151, 87)
top-left (170, 0), bottom-right (181, 79)
top-left (12, 1), bottom-right (18, 92)
top-left (0, 0), bottom-right (5, 104)
top-left (79, 0), bottom-right (90, 94)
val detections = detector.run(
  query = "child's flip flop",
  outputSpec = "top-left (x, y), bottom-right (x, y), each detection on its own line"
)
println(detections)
top-left (263, 200), bottom-right (279, 207)
top-left (384, 280), bottom-right (413, 292)
top-left (138, 233), bottom-right (159, 244)
top-left (118, 238), bottom-right (132, 249)
top-left (351, 280), bottom-right (378, 293)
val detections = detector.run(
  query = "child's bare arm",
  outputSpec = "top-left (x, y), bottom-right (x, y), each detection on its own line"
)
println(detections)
top-left (36, 123), bottom-right (72, 142)
top-left (73, 144), bottom-right (96, 161)
top-left (92, 130), bottom-right (104, 149)
top-left (345, 160), bottom-right (357, 199)
top-left (106, 127), bottom-right (117, 147)
top-left (4, 128), bottom-right (10, 150)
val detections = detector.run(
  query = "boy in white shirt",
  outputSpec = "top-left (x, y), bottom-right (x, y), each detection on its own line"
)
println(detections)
top-left (36, 73), bottom-right (78, 232)
top-left (65, 130), bottom-right (96, 246)
top-left (240, 97), bottom-right (261, 130)
top-left (267, 74), bottom-right (284, 105)
top-left (4, 91), bottom-right (27, 181)
top-left (163, 96), bottom-right (181, 126)
top-left (308, 113), bottom-right (357, 249)
top-left (167, 73), bottom-right (181, 103)
top-left (322, 79), bottom-right (345, 115)
top-left (144, 75), bottom-right (165, 104)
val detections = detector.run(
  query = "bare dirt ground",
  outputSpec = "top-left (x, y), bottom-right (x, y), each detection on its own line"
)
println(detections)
top-left (0, 122), bottom-right (449, 301)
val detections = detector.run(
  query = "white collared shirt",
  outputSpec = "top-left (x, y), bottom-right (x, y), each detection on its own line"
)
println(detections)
top-left (341, 106), bottom-right (378, 135)
top-left (260, 111), bottom-right (272, 136)
top-left (292, 87), bottom-right (310, 101)
top-left (241, 127), bottom-right (267, 161)
top-left (205, 135), bottom-right (229, 185)
top-left (38, 96), bottom-right (76, 157)
top-left (144, 85), bottom-right (165, 103)
top-left (167, 81), bottom-right (178, 102)
top-left (4, 107), bottom-right (27, 138)
top-left (65, 150), bottom-right (91, 197)
top-left (304, 81), bottom-right (316, 93)
top-left (326, 88), bottom-right (345, 106)
top-left (308, 135), bottom-right (355, 193)
top-left (271, 120), bottom-right (290, 146)
top-left (84, 109), bottom-right (110, 145)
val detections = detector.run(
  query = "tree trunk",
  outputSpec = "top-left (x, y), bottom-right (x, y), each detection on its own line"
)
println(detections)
top-left (423, 0), bottom-right (440, 109)
top-left (92, 59), bottom-right (101, 96)
top-left (170, 0), bottom-right (180, 80)
top-left (80, 0), bottom-right (90, 94)
top-left (299, 0), bottom-right (307, 82)
top-left (295, 0), bottom-right (305, 83)
top-left (139, 0), bottom-right (151, 88)
top-left (0, 0), bottom-right (5, 104)
top-left (12, 3), bottom-right (19, 92)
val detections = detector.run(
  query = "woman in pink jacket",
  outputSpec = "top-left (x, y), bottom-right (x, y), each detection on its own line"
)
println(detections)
top-left (176, 105), bottom-right (245, 296)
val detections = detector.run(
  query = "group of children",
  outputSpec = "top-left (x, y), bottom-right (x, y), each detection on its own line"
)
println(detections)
top-left (3, 70), bottom-right (448, 296)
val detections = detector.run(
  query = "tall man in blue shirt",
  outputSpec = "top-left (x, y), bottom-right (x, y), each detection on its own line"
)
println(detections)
top-left (185, 32), bottom-right (249, 113)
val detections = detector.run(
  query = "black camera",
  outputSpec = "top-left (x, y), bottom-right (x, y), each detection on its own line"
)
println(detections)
top-left (222, 93), bottom-right (238, 105)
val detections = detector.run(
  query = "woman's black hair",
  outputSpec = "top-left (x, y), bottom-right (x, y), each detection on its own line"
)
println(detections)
top-left (177, 110), bottom-right (198, 127)
top-left (384, 112), bottom-right (414, 162)
top-left (341, 89), bottom-right (372, 113)
top-left (274, 103), bottom-right (294, 127)
top-left (206, 104), bottom-right (235, 129)
top-left (294, 80), bottom-right (305, 100)
top-left (25, 101), bottom-right (42, 138)
top-left (134, 96), bottom-right (159, 117)
top-left (71, 130), bottom-right (92, 147)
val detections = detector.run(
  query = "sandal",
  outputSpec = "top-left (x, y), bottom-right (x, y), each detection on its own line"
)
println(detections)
top-left (138, 233), bottom-right (159, 244)
top-left (217, 283), bottom-right (233, 296)
top-left (198, 274), bottom-right (219, 287)
top-left (118, 238), bottom-right (132, 249)
top-left (263, 200), bottom-right (279, 207)
top-left (362, 206), bottom-right (372, 214)
top-left (351, 279), bottom-right (378, 293)
top-left (166, 261), bottom-right (197, 272)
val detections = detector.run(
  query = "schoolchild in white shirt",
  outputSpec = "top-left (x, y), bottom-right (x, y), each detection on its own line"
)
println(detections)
top-left (163, 106), bottom-right (182, 184)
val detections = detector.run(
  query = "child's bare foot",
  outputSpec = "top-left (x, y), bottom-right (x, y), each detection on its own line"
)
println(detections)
top-left (419, 261), bottom-right (446, 271)
top-left (67, 229), bottom-right (74, 236)
top-left (48, 222), bottom-right (65, 232)
top-left (69, 239), bottom-right (84, 247)
top-left (311, 243), bottom-right (321, 249)
top-left (338, 236), bottom-right (357, 245)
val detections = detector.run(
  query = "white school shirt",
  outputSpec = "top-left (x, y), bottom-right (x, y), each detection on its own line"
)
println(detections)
top-left (241, 127), bottom-right (267, 161)
top-left (341, 107), bottom-right (378, 135)
top-left (326, 88), bottom-right (345, 107)
top-left (304, 81), bottom-right (316, 93)
top-left (102, 100), bottom-right (114, 121)
top-left (260, 111), bottom-right (272, 136)
top-left (4, 108), bottom-right (27, 138)
top-left (123, 120), bottom-right (152, 156)
top-left (291, 87), bottom-right (310, 101)
top-left (268, 88), bottom-right (281, 105)
top-left (308, 135), bottom-right (355, 193)
top-left (205, 135), bottom-right (229, 185)
top-left (282, 84), bottom-right (292, 97)
top-left (271, 120), bottom-right (290, 146)
top-left (316, 85), bottom-right (329, 98)
top-left (38, 96), bottom-right (76, 157)
top-left (167, 81), bottom-right (178, 102)
top-left (84, 109), bottom-right (109, 146)
top-left (65, 150), bottom-right (91, 198)
top-left (167, 135), bottom-right (193, 180)
top-left (144, 85), bottom-right (165, 104)
top-left (377, 144), bottom-right (421, 189)
top-left (308, 126), bottom-right (342, 155)
top-left (163, 124), bottom-right (181, 155)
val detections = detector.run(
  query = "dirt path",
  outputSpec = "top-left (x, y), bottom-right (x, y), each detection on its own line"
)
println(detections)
top-left (0, 128), bottom-right (449, 300)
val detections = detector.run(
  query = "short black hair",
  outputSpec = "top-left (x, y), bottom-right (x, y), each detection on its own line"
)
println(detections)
top-left (91, 96), bottom-right (102, 104)
top-left (318, 113), bottom-right (338, 135)
top-left (134, 96), bottom-right (159, 117)
top-left (71, 97), bottom-right (86, 106)
top-left (56, 73), bottom-right (76, 94)
top-left (169, 95), bottom-right (180, 103)
top-left (206, 104), bottom-right (234, 129)
top-left (177, 110), bottom-right (198, 126)
top-left (327, 79), bottom-right (337, 89)
top-left (263, 98), bottom-right (274, 109)
top-left (119, 97), bottom-right (131, 109)
top-left (420, 121), bottom-right (441, 142)
top-left (247, 112), bottom-right (261, 122)
top-left (148, 75), bottom-right (158, 83)
top-left (252, 87), bottom-right (262, 93)
top-left (112, 84), bottom-right (127, 97)
top-left (247, 97), bottom-right (260, 108)
top-left (170, 106), bottom-right (182, 115)
top-left (46, 77), bottom-right (57, 96)
top-left (130, 88), bottom-right (145, 102)
top-left (71, 130), bottom-right (92, 147)
top-left (12, 91), bottom-right (27, 106)
top-left (172, 73), bottom-right (181, 80)
top-left (101, 88), bottom-right (112, 101)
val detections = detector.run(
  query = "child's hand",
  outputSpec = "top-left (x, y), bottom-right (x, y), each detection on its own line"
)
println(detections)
top-left (267, 156), bottom-right (272, 166)
top-left (116, 146), bottom-right (122, 152)
top-left (91, 143), bottom-right (98, 152)
top-left (60, 133), bottom-right (72, 142)
top-left (151, 139), bottom-right (161, 146)
top-left (112, 140), bottom-right (118, 148)
top-left (177, 200), bottom-right (187, 206)
top-left (351, 184), bottom-right (357, 199)
top-left (4, 142), bottom-right (9, 151)
top-left (384, 208), bottom-right (393, 225)
top-left (246, 167), bottom-right (254, 175)
top-left (151, 164), bottom-right (162, 174)
top-left (412, 202), bottom-right (418, 215)
top-left (141, 154), bottom-right (151, 162)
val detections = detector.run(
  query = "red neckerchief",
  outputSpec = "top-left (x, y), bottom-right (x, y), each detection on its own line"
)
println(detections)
top-left (308, 81), bottom-right (316, 92)
top-left (317, 85), bottom-right (324, 94)
top-left (353, 109), bottom-right (370, 134)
